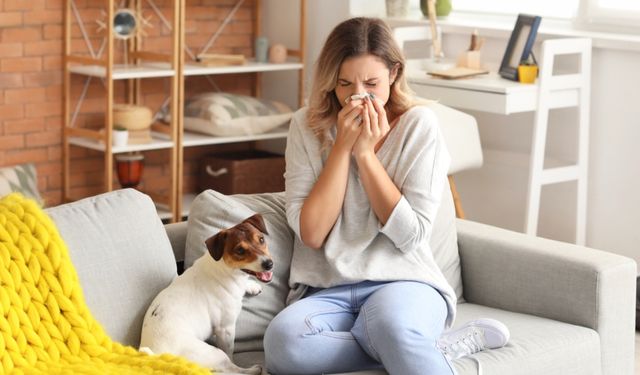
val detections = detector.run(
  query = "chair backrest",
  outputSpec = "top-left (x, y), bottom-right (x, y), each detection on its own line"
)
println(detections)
top-left (429, 102), bottom-right (483, 174)
top-left (392, 25), bottom-right (440, 71)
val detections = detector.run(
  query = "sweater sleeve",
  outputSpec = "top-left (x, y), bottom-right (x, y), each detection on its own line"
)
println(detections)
top-left (284, 113), bottom-right (318, 241)
top-left (379, 109), bottom-right (451, 253)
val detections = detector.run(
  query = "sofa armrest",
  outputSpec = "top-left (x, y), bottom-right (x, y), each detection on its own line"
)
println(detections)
top-left (457, 219), bottom-right (636, 375)
top-left (165, 221), bottom-right (187, 263)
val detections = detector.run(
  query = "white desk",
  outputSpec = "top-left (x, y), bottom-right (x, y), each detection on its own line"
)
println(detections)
top-left (407, 72), bottom-right (578, 115)
top-left (405, 38), bottom-right (591, 245)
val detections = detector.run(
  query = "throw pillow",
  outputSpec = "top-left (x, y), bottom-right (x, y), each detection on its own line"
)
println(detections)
top-left (46, 189), bottom-right (178, 347)
top-left (0, 163), bottom-right (43, 205)
top-left (185, 190), bottom-right (294, 353)
top-left (184, 92), bottom-right (293, 137)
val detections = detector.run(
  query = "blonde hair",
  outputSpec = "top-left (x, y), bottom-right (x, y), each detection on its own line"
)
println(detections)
top-left (307, 17), bottom-right (415, 150)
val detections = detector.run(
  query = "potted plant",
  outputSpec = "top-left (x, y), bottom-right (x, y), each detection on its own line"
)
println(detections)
top-left (518, 54), bottom-right (538, 84)
top-left (113, 125), bottom-right (129, 147)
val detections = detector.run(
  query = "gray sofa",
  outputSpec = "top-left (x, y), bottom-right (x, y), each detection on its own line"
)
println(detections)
top-left (45, 188), bottom-right (636, 375)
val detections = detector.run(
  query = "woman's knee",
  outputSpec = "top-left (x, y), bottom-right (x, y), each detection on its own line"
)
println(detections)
top-left (264, 313), bottom-right (310, 374)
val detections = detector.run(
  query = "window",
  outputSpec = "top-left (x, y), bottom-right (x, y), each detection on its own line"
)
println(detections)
top-left (452, 0), bottom-right (579, 19)
top-left (582, 0), bottom-right (640, 27)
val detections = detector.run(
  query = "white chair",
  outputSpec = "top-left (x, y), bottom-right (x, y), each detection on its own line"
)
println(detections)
top-left (393, 25), bottom-right (484, 218)
top-left (430, 102), bottom-right (483, 218)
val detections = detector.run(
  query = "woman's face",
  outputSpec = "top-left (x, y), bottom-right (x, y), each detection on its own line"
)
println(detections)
top-left (334, 54), bottom-right (397, 108)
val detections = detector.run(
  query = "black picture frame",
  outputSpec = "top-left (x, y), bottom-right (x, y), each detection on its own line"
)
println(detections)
top-left (499, 14), bottom-right (542, 81)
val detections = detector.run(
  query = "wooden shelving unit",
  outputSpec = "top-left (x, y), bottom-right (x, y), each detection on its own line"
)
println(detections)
top-left (63, 0), bottom-right (306, 222)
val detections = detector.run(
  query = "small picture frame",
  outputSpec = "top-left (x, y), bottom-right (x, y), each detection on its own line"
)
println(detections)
top-left (499, 14), bottom-right (542, 81)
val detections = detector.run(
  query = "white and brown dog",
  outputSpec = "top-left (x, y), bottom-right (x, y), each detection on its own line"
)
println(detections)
top-left (140, 214), bottom-right (273, 374)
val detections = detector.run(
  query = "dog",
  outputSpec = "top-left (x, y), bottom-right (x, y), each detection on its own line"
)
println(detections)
top-left (139, 214), bottom-right (273, 374)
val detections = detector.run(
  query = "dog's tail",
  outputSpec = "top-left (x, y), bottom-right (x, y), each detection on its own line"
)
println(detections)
top-left (139, 346), bottom-right (155, 355)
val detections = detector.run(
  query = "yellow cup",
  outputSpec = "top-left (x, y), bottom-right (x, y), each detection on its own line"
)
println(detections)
top-left (518, 65), bottom-right (538, 84)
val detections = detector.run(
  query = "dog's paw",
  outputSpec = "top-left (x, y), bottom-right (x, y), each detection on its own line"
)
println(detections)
top-left (243, 364), bottom-right (262, 375)
top-left (139, 347), bottom-right (154, 355)
top-left (245, 280), bottom-right (263, 296)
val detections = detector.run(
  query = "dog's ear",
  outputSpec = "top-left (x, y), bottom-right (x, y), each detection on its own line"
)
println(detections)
top-left (205, 231), bottom-right (227, 261)
top-left (245, 214), bottom-right (268, 235)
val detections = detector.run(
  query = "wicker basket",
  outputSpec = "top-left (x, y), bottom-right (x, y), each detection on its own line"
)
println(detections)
top-left (113, 104), bottom-right (153, 131)
top-left (199, 151), bottom-right (285, 194)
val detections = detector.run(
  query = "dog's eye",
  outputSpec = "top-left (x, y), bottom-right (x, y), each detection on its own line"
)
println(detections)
top-left (259, 236), bottom-right (265, 244)
top-left (235, 248), bottom-right (246, 256)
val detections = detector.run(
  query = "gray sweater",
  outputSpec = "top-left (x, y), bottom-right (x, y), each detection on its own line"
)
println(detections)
top-left (284, 106), bottom-right (457, 328)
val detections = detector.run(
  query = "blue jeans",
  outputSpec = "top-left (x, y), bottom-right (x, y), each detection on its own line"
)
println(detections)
top-left (264, 280), bottom-right (456, 375)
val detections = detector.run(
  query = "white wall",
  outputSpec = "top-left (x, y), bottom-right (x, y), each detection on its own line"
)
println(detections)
top-left (262, 1), bottom-right (640, 267)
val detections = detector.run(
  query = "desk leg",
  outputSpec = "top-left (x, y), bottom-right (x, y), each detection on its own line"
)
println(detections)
top-left (524, 38), bottom-right (591, 246)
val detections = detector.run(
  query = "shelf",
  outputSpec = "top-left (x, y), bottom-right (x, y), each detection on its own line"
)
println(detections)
top-left (182, 125), bottom-right (289, 147)
top-left (183, 61), bottom-right (303, 76)
top-left (157, 193), bottom-right (196, 220)
top-left (68, 62), bottom-right (176, 79)
top-left (68, 61), bottom-right (303, 79)
top-left (69, 131), bottom-right (174, 153)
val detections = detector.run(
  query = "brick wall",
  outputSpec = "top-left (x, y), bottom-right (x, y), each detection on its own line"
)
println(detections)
top-left (0, 0), bottom-right (256, 206)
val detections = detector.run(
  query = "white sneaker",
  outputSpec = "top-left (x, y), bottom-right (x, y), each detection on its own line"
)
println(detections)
top-left (437, 318), bottom-right (510, 360)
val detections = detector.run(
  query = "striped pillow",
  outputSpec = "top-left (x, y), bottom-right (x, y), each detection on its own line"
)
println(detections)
top-left (0, 163), bottom-right (43, 206)
top-left (183, 93), bottom-right (293, 137)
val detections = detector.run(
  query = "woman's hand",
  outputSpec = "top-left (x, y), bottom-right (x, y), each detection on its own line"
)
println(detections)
top-left (335, 100), bottom-right (364, 152)
top-left (353, 96), bottom-right (390, 158)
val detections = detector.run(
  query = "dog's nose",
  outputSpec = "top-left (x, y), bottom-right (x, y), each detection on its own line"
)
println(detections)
top-left (262, 259), bottom-right (273, 271)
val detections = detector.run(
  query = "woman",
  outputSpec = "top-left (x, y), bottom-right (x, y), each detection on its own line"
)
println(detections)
top-left (264, 17), bottom-right (506, 375)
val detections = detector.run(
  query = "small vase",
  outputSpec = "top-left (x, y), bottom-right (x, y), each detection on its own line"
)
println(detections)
top-left (420, 0), bottom-right (452, 17)
top-left (385, 0), bottom-right (409, 17)
top-left (518, 65), bottom-right (538, 84)
top-left (115, 153), bottom-right (144, 188)
top-left (113, 129), bottom-right (129, 147)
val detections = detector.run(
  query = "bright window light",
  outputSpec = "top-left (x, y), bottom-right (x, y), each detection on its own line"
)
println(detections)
top-left (453, 0), bottom-right (579, 19)
top-left (594, 0), bottom-right (640, 11)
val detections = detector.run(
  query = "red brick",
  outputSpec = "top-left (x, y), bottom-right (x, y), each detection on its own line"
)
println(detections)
top-left (0, 135), bottom-right (25, 150)
top-left (43, 24), bottom-right (62, 40)
top-left (43, 56), bottom-right (61, 71)
top-left (1, 57), bottom-right (42, 73)
top-left (22, 71), bottom-right (62, 87)
top-left (25, 101), bottom-right (62, 118)
top-left (47, 172), bottom-right (62, 190)
top-left (4, 118), bottom-right (46, 135)
top-left (25, 40), bottom-right (62, 56)
top-left (26, 130), bottom-right (61, 147)
top-left (0, 12), bottom-right (22, 27)
top-left (4, 0), bottom-right (45, 11)
top-left (5, 87), bottom-right (46, 104)
top-left (6, 148), bottom-right (50, 165)
top-left (2, 27), bottom-right (41, 43)
top-left (47, 145), bottom-right (62, 161)
top-left (23, 10), bottom-right (62, 25)
top-left (0, 104), bottom-right (24, 120)
top-left (0, 43), bottom-right (23, 58)
top-left (44, 85), bottom-right (62, 98)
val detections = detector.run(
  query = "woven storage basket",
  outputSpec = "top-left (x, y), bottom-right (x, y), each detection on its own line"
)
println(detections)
top-left (199, 150), bottom-right (285, 194)
top-left (113, 104), bottom-right (153, 130)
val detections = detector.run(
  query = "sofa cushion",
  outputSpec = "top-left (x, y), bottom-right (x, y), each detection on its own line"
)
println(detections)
top-left (185, 190), bottom-right (294, 353)
top-left (236, 303), bottom-right (602, 375)
top-left (453, 303), bottom-right (601, 375)
top-left (46, 189), bottom-right (177, 347)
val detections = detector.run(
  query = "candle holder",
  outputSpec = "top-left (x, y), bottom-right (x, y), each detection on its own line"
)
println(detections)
top-left (115, 153), bottom-right (144, 188)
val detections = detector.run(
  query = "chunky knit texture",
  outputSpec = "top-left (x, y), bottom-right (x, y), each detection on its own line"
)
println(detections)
top-left (0, 193), bottom-right (210, 374)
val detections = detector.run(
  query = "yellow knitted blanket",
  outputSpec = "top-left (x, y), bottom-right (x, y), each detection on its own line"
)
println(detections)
top-left (0, 194), bottom-right (210, 374)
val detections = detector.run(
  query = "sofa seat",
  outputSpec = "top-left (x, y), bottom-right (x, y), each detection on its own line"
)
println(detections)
top-left (234, 302), bottom-right (601, 375)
